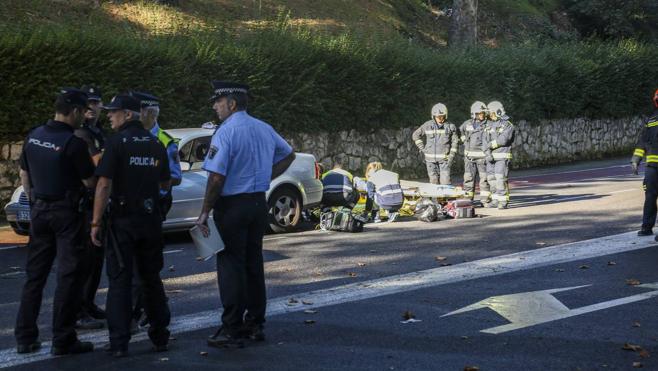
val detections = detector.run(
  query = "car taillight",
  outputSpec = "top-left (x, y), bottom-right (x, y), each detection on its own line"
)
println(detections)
top-left (314, 162), bottom-right (321, 179)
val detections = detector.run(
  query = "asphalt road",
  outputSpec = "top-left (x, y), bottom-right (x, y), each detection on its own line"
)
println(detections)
top-left (0, 157), bottom-right (654, 370)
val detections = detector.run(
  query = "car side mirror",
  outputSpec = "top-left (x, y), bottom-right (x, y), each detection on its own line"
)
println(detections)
top-left (180, 161), bottom-right (191, 172)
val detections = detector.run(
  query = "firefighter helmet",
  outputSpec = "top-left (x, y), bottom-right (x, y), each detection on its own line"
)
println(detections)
top-left (431, 103), bottom-right (448, 118)
top-left (470, 101), bottom-right (488, 118)
top-left (487, 101), bottom-right (505, 117)
top-left (654, 89), bottom-right (658, 108)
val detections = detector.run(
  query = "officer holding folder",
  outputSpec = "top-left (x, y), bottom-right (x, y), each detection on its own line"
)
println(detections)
top-left (195, 81), bottom-right (295, 348)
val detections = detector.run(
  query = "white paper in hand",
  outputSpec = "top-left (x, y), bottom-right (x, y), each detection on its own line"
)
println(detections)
top-left (189, 221), bottom-right (224, 261)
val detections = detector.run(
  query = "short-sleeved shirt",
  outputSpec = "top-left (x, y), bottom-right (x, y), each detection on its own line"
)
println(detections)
top-left (202, 111), bottom-right (292, 196)
top-left (20, 120), bottom-right (95, 198)
top-left (96, 121), bottom-right (170, 202)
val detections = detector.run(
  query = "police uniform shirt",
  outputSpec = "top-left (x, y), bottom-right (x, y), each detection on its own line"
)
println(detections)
top-left (150, 122), bottom-right (182, 182)
top-left (202, 111), bottom-right (292, 196)
top-left (96, 121), bottom-right (170, 201)
top-left (20, 120), bottom-right (95, 199)
top-left (74, 121), bottom-right (106, 157)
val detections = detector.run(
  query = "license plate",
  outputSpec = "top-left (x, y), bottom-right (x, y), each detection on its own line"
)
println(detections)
top-left (17, 210), bottom-right (30, 221)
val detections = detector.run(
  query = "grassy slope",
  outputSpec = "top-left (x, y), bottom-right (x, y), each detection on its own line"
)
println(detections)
top-left (1, 0), bottom-right (566, 46)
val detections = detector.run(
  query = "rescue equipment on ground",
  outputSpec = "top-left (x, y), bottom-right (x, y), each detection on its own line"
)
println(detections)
top-left (319, 207), bottom-right (365, 233)
top-left (443, 200), bottom-right (476, 219)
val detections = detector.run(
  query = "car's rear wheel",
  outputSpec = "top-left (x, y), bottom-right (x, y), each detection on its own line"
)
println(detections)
top-left (268, 187), bottom-right (302, 233)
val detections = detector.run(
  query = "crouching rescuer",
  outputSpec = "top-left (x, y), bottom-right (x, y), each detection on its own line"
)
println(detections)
top-left (631, 89), bottom-right (658, 237)
top-left (412, 103), bottom-right (459, 185)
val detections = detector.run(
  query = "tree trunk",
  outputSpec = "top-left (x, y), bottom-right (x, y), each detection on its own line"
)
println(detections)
top-left (448, 0), bottom-right (478, 48)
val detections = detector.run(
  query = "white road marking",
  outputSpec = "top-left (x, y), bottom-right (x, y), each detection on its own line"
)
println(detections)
top-left (0, 246), bottom-right (21, 251)
top-left (163, 249), bottom-right (183, 255)
top-left (0, 231), bottom-right (653, 368)
top-left (442, 283), bottom-right (658, 334)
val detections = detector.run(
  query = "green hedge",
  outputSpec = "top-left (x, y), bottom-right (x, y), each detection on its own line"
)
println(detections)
top-left (0, 26), bottom-right (656, 140)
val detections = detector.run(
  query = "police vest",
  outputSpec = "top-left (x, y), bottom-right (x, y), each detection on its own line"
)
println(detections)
top-left (375, 183), bottom-right (403, 209)
top-left (155, 127), bottom-right (178, 149)
top-left (322, 169), bottom-right (355, 199)
top-left (25, 123), bottom-right (78, 200)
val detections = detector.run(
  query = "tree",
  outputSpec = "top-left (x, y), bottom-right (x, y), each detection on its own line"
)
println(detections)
top-left (448, 0), bottom-right (478, 48)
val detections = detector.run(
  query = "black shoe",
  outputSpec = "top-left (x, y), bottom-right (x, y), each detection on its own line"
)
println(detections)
top-left (17, 341), bottom-right (41, 354)
top-left (240, 323), bottom-right (265, 342)
top-left (51, 341), bottom-right (94, 356)
top-left (638, 229), bottom-right (653, 236)
top-left (207, 326), bottom-right (244, 348)
top-left (75, 315), bottom-right (104, 330)
top-left (86, 305), bottom-right (106, 320)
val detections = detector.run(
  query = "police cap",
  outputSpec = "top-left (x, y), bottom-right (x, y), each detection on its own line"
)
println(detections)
top-left (80, 85), bottom-right (102, 101)
top-left (59, 87), bottom-right (89, 108)
top-left (102, 95), bottom-right (141, 111)
top-left (130, 91), bottom-right (160, 108)
top-left (209, 80), bottom-right (249, 102)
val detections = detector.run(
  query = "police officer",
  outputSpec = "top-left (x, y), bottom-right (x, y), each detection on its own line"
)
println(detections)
top-left (15, 88), bottom-right (96, 355)
top-left (321, 158), bottom-right (358, 209)
top-left (412, 103), bottom-right (459, 185)
top-left (483, 101), bottom-right (515, 209)
top-left (90, 94), bottom-right (171, 357)
top-left (459, 101), bottom-right (491, 206)
top-left (631, 89), bottom-right (658, 237)
top-left (195, 81), bottom-right (295, 347)
top-left (129, 91), bottom-right (181, 328)
top-left (74, 85), bottom-right (107, 330)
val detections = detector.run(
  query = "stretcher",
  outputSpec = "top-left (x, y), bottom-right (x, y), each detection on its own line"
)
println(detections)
top-left (399, 180), bottom-right (466, 201)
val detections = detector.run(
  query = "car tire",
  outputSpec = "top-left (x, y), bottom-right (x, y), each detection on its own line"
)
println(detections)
top-left (268, 187), bottom-right (302, 233)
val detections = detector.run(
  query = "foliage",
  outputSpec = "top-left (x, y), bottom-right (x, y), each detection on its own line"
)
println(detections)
top-left (561, 0), bottom-right (658, 40)
top-left (0, 24), bottom-right (656, 140)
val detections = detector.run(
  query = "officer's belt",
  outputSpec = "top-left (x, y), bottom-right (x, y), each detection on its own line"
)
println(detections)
top-left (110, 196), bottom-right (156, 216)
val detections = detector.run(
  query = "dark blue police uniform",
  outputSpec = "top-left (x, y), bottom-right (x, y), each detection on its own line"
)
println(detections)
top-left (95, 95), bottom-right (171, 353)
top-left (15, 89), bottom-right (95, 354)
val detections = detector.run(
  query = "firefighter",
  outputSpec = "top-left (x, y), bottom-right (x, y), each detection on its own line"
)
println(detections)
top-left (483, 101), bottom-right (515, 209)
top-left (631, 89), bottom-right (658, 237)
top-left (460, 101), bottom-right (491, 206)
top-left (412, 103), bottom-right (459, 185)
top-left (321, 158), bottom-right (358, 209)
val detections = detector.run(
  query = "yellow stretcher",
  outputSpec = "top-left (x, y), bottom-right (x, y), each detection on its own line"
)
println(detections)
top-left (399, 180), bottom-right (466, 201)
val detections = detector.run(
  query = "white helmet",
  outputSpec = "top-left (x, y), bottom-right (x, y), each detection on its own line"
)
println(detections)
top-left (431, 103), bottom-right (448, 118)
top-left (487, 101), bottom-right (505, 117)
top-left (470, 101), bottom-right (488, 118)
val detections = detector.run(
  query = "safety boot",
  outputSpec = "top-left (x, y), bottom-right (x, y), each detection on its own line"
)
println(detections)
top-left (16, 341), bottom-right (41, 354)
top-left (207, 326), bottom-right (244, 348)
top-left (638, 229), bottom-right (653, 236)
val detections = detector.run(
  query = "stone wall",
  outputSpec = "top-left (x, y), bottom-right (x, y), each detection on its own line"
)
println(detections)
top-left (286, 116), bottom-right (644, 179)
top-left (0, 116), bottom-right (644, 213)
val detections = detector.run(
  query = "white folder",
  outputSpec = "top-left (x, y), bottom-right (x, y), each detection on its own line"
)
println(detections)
top-left (189, 220), bottom-right (224, 261)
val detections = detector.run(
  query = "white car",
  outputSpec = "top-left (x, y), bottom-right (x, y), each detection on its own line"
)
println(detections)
top-left (4, 126), bottom-right (323, 234)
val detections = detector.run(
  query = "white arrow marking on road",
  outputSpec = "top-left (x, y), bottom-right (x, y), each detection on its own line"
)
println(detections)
top-left (0, 231), bottom-right (654, 368)
top-left (443, 283), bottom-right (658, 334)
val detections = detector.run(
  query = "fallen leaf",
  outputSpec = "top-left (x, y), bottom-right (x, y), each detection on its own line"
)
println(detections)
top-left (304, 320), bottom-right (315, 325)
top-left (347, 272), bottom-right (357, 277)
top-left (195, 257), bottom-right (204, 261)
top-left (314, 272), bottom-right (323, 276)
top-left (633, 322), bottom-right (641, 328)
top-left (536, 242), bottom-right (546, 246)
top-left (168, 265), bottom-right (175, 272)
top-left (627, 279), bottom-right (641, 286)
top-left (639, 349), bottom-right (651, 358)
top-left (440, 263), bottom-right (452, 266)
top-left (303, 309), bottom-right (317, 314)
top-left (199, 351), bottom-right (208, 356)
top-left (357, 262), bottom-right (367, 267)
top-left (608, 261), bottom-right (617, 266)
top-left (287, 298), bottom-right (299, 305)
top-left (402, 310), bottom-right (415, 320)
top-left (302, 300), bottom-right (313, 305)
top-left (623, 343), bottom-right (643, 352)
top-left (633, 362), bottom-right (643, 368)
top-left (579, 265), bottom-right (590, 269)
top-left (169, 336), bottom-right (176, 341)
top-left (166, 289), bottom-right (183, 294)
top-left (285, 268), bottom-right (293, 272)
top-left (435, 256), bottom-right (447, 261)
top-left (461, 336), bottom-right (469, 340)
top-left (370, 250), bottom-right (377, 253)
top-left (555, 268), bottom-right (565, 272)
top-left (400, 318), bottom-right (422, 324)
top-left (464, 366), bottom-right (480, 371)
top-left (159, 357), bottom-right (169, 362)
top-left (277, 342), bottom-right (284, 345)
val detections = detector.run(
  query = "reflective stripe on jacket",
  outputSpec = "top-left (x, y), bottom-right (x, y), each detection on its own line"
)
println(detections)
top-left (459, 118), bottom-right (488, 159)
top-left (412, 120), bottom-right (459, 163)
top-left (483, 116), bottom-right (515, 160)
top-left (631, 111), bottom-right (658, 167)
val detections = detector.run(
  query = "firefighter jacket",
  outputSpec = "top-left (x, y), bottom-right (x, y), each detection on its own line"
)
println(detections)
top-left (631, 110), bottom-right (658, 167)
top-left (322, 168), bottom-right (356, 198)
top-left (412, 120), bottom-right (459, 163)
top-left (459, 118), bottom-right (488, 160)
top-left (483, 115), bottom-right (515, 160)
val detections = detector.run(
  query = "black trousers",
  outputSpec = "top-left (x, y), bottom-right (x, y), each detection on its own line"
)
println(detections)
top-left (105, 216), bottom-right (170, 349)
top-left (642, 166), bottom-right (658, 230)
top-left (15, 200), bottom-right (86, 347)
top-left (213, 192), bottom-right (268, 332)
top-left (80, 211), bottom-right (104, 314)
